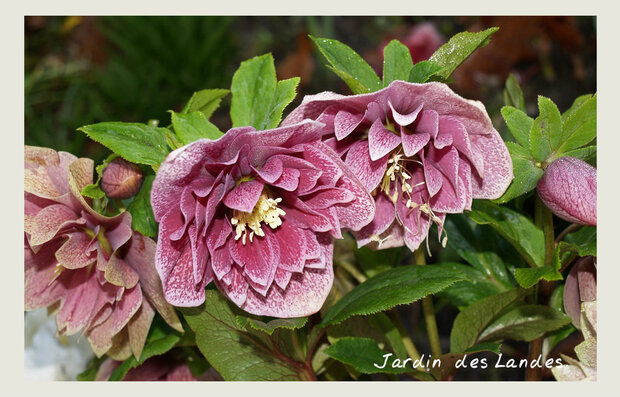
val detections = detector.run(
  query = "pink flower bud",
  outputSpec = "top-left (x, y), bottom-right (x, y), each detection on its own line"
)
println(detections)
top-left (563, 256), bottom-right (596, 328)
top-left (537, 156), bottom-right (596, 226)
top-left (101, 158), bottom-right (143, 199)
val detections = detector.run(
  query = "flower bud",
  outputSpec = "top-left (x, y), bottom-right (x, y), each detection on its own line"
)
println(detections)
top-left (101, 158), bottom-right (143, 199)
top-left (537, 156), bottom-right (596, 226)
top-left (563, 256), bottom-right (596, 328)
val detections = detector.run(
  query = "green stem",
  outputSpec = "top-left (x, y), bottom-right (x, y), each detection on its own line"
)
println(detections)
top-left (390, 310), bottom-right (422, 362)
top-left (337, 260), bottom-right (367, 283)
top-left (414, 248), bottom-right (442, 359)
top-left (535, 196), bottom-right (555, 266)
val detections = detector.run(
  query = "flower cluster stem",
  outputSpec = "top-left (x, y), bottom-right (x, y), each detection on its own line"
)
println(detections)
top-left (414, 248), bottom-right (442, 359)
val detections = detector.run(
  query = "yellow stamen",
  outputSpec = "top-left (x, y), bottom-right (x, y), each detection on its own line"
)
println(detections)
top-left (230, 189), bottom-right (286, 245)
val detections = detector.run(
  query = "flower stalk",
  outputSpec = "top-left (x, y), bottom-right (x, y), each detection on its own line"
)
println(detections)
top-left (414, 248), bottom-right (442, 359)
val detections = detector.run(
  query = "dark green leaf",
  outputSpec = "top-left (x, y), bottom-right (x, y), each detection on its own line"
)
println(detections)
top-left (230, 54), bottom-right (278, 129)
top-left (450, 288), bottom-right (531, 353)
top-left (327, 312), bottom-right (408, 359)
top-left (324, 337), bottom-right (422, 374)
top-left (444, 214), bottom-right (514, 289)
top-left (513, 266), bottom-right (562, 288)
top-left (181, 290), bottom-right (302, 380)
top-left (170, 110), bottom-right (223, 145)
top-left (495, 142), bottom-right (544, 203)
top-left (529, 96), bottom-right (563, 162)
top-left (108, 322), bottom-right (182, 381)
top-left (79, 122), bottom-right (170, 166)
top-left (503, 74), bottom-right (526, 112)
top-left (181, 88), bottom-right (230, 118)
top-left (564, 226), bottom-right (596, 257)
top-left (429, 27), bottom-right (499, 80)
top-left (437, 263), bottom-right (505, 308)
top-left (382, 39), bottom-right (413, 86)
top-left (310, 36), bottom-right (382, 94)
top-left (235, 316), bottom-right (308, 336)
top-left (556, 94), bottom-right (597, 155)
top-left (501, 106), bottom-right (533, 149)
top-left (355, 246), bottom-right (403, 278)
top-left (468, 201), bottom-right (545, 267)
top-left (126, 175), bottom-right (158, 238)
top-left (321, 263), bottom-right (468, 326)
top-left (408, 60), bottom-right (444, 83)
top-left (479, 305), bottom-right (571, 343)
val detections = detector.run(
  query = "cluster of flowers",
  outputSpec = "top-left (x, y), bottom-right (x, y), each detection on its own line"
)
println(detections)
top-left (24, 79), bottom-right (596, 361)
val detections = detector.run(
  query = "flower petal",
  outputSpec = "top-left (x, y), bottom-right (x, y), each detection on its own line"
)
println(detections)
top-left (368, 118), bottom-right (402, 161)
top-left (345, 140), bottom-right (388, 193)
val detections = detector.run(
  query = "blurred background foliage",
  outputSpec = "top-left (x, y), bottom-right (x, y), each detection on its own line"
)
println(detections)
top-left (25, 16), bottom-right (596, 165)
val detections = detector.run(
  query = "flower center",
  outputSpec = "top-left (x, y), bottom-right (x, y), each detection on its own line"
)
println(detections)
top-left (230, 189), bottom-right (286, 245)
top-left (374, 152), bottom-right (448, 250)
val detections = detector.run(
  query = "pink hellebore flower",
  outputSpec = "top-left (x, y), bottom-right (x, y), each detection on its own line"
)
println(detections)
top-left (151, 121), bottom-right (374, 317)
top-left (537, 156), bottom-right (597, 226)
top-left (284, 81), bottom-right (513, 251)
top-left (24, 146), bottom-right (181, 360)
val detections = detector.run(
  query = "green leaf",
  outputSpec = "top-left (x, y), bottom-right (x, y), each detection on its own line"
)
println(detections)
top-left (235, 316), bottom-right (308, 336)
top-left (310, 36), bottom-right (382, 94)
top-left (170, 110), bottom-right (223, 145)
top-left (559, 145), bottom-right (596, 161)
top-left (126, 175), bottom-right (158, 238)
top-left (513, 266), bottom-right (562, 289)
top-left (564, 226), bottom-right (597, 257)
top-left (444, 214), bottom-right (514, 289)
top-left (555, 94), bottom-right (597, 155)
top-left (108, 322), bottom-right (182, 381)
top-left (468, 201), bottom-right (545, 267)
top-left (529, 96), bottom-right (563, 162)
top-left (503, 74), bottom-right (526, 112)
top-left (382, 39), bottom-right (413, 86)
top-left (77, 356), bottom-right (107, 381)
top-left (501, 106), bottom-right (533, 149)
top-left (79, 122), bottom-right (170, 166)
top-left (479, 305), bottom-right (571, 343)
top-left (181, 289), bottom-right (303, 380)
top-left (230, 54), bottom-right (278, 129)
top-left (324, 337), bottom-right (419, 374)
top-left (81, 183), bottom-right (106, 199)
top-left (355, 246), bottom-right (403, 278)
top-left (429, 27), bottom-right (499, 80)
top-left (230, 54), bottom-right (300, 130)
top-left (264, 77), bottom-right (301, 129)
top-left (321, 263), bottom-right (468, 326)
top-left (437, 263), bottom-right (505, 308)
top-left (408, 60), bottom-right (444, 83)
top-left (494, 142), bottom-right (544, 203)
top-left (327, 312), bottom-right (408, 360)
top-left (181, 88), bottom-right (230, 118)
top-left (561, 94), bottom-right (593, 123)
top-left (450, 288), bottom-right (531, 353)
top-left (81, 153), bottom-right (118, 205)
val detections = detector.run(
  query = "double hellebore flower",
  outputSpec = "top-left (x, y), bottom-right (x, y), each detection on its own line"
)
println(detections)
top-left (537, 156), bottom-right (597, 226)
top-left (151, 121), bottom-right (374, 317)
top-left (563, 256), bottom-right (597, 329)
top-left (24, 146), bottom-right (181, 359)
top-left (284, 81), bottom-right (513, 251)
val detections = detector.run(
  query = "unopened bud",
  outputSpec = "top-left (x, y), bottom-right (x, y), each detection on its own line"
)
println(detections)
top-left (537, 157), bottom-right (596, 226)
top-left (101, 158), bottom-right (143, 199)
